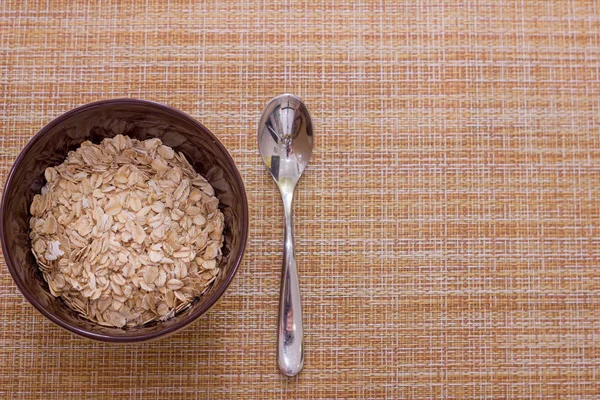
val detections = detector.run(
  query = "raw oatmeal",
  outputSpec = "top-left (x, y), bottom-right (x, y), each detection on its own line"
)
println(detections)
top-left (29, 134), bottom-right (224, 328)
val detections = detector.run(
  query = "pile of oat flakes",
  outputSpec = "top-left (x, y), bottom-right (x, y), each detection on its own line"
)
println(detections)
top-left (29, 135), bottom-right (224, 328)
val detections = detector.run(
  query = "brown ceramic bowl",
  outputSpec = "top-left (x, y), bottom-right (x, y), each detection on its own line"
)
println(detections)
top-left (1, 99), bottom-right (248, 342)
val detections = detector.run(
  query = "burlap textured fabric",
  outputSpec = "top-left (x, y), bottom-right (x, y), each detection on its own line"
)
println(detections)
top-left (1, 1), bottom-right (599, 398)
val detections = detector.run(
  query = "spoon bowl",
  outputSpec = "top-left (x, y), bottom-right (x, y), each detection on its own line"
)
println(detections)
top-left (258, 94), bottom-right (314, 376)
top-left (258, 95), bottom-right (313, 191)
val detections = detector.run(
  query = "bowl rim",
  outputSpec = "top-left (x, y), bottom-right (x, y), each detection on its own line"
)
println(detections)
top-left (0, 98), bottom-right (249, 343)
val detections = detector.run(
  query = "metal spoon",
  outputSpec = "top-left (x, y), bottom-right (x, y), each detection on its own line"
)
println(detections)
top-left (258, 94), bottom-right (314, 377)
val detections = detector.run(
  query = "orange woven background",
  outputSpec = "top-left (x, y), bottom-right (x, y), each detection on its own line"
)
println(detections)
top-left (1, 0), bottom-right (600, 398)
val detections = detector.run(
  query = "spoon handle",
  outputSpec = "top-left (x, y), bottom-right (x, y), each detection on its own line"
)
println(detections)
top-left (278, 192), bottom-right (304, 377)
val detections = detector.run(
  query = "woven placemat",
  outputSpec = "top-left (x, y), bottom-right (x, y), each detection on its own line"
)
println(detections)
top-left (1, 0), bottom-right (600, 398)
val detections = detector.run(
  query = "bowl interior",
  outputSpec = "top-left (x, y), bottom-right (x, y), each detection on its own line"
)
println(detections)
top-left (1, 99), bottom-right (247, 342)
